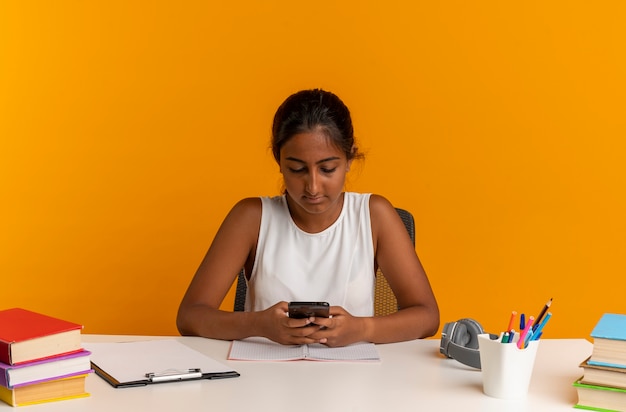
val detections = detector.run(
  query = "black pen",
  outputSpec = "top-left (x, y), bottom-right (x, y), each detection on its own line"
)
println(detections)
top-left (533, 298), bottom-right (552, 331)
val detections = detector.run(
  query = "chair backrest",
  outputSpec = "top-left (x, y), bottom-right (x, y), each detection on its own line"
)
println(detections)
top-left (233, 207), bottom-right (415, 314)
top-left (375, 208), bottom-right (414, 316)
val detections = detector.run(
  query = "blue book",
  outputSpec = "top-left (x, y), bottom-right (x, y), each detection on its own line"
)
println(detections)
top-left (588, 313), bottom-right (626, 369)
top-left (592, 314), bottom-right (626, 341)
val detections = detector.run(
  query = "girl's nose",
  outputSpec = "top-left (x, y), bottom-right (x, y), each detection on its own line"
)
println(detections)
top-left (305, 172), bottom-right (320, 195)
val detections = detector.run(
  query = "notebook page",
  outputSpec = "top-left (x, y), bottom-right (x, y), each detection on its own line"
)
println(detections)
top-left (228, 337), bottom-right (305, 361)
top-left (228, 337), bottom-right (380, 362)
top-left (307, 342), bottom-right (380, 362)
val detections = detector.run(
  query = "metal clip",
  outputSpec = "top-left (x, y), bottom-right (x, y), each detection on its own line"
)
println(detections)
top-left (145, 368), bottom-right (202, 383)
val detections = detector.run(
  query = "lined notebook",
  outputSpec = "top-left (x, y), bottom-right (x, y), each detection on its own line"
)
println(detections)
top-left (228, 337), bottom-right (380, 362)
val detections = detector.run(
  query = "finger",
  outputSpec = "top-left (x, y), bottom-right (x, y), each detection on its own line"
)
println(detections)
top-left (286, 317), bottom-right (314, 328)
top-left (328, 306), bottom-right (344, 316)
top-left (286, 323), bottom-right (322, 337)
top-left (287, 336), bottom-right (319, 345)
top-left (311, 317), bottom-right (332, 328)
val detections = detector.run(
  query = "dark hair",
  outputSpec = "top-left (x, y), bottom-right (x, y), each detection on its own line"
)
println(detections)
top-left (271, 89), bottom-right (362, 163)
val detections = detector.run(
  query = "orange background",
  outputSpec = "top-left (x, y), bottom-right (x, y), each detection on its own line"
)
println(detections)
top-left (1, 2), bottom-right (625, 339)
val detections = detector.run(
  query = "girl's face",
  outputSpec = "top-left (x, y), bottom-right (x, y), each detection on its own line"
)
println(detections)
top-left (279, 129), bottom-right (351, 217)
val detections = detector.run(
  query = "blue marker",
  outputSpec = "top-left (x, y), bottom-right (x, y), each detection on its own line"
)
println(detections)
top-left (531, 312), bottom-right (552, 340)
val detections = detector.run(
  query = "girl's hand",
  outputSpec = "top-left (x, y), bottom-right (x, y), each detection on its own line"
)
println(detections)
top-left (261, 301), bottom-right (327, 345)
top-left (306, 306), bottom-right (367, 347)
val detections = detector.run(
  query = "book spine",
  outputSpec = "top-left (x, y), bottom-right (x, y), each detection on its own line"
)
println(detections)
top-left (0, 384), bottom-right (17, 407)
top-left (0, 368), bottom-right (8, 388)
top-left (0, 343), bottom-right (10, 366)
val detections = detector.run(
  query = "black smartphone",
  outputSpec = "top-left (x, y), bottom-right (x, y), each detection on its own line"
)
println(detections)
top-left (288, 301), bottom-right (330, 319)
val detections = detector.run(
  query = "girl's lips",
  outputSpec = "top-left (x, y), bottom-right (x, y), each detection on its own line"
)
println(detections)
top-left (304, 196), bottom-right (324, 204)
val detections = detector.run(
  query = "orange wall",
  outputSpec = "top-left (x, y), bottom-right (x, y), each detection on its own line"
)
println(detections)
top-left (1, 2), bottom-right (625, 339)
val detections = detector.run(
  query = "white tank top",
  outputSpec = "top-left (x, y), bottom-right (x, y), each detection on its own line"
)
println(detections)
top-left (245, 192), bottom-right (375, 316)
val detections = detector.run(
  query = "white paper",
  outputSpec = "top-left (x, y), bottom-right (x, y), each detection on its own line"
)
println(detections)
top-left (84, 339), bottom-right (235, 384)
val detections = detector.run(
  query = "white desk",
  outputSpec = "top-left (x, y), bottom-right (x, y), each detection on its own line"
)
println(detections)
top-left (2, 335), bottom-right (591, 412)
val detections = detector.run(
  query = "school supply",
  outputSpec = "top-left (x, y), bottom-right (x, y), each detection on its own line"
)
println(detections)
top-left (0, 308), bottom-right (83, 365)
top-left (0, 308), bottom-right (91, 406)
top-left (497, 300), bottom-right (553, 348)
top-left (573, 380), bottom-right (626, 411)
top-left (580, 357), bottom-right (626, 390)
top-left (588, 313), bottom-right (626, 369)
top-left (0, 349), bottom-right (91, 388)
top-left (478, 333), bottom-right (539, 400)
top-left (84, 339), bottom-right (239, 388)
top-left (228, 337), bottom-right (380, 362)
top-left (0, 374), bottom-right (89, 407)
top-left (574, 313), bottom-right (626, 411)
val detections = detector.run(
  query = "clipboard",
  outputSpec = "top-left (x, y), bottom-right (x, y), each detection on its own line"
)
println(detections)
top-left (83, 339), bottom-right (240, 388)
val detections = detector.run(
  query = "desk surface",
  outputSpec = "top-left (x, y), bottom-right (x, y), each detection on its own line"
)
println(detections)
top-left (1, 335), bottom-right (591, 412)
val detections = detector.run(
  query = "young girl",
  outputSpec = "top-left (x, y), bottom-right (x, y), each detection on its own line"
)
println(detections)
top-left (177, 89), bottom-right (439, 347)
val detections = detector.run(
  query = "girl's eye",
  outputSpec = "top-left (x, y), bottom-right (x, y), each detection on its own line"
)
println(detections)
top-left (287, 166), bottom-right (336, 174)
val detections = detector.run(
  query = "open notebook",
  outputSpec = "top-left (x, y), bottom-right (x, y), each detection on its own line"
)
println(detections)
top-left (228, 337), bottom-right (380, 362)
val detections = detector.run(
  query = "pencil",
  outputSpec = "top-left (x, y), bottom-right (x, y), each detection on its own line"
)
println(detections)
top-left (531, 312), bottom-right (552, 340)
top-left (533, 298), bottom-right (553, 331)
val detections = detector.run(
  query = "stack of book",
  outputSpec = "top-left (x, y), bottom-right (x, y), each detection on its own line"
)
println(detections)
top-left (574, 313), bottom-right (626, 412)
top-left (0, 308), bottom-right (92, 407)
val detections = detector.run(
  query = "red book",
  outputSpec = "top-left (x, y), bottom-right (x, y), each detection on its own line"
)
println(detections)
top-left (0, 308), bottom-right (83, 365)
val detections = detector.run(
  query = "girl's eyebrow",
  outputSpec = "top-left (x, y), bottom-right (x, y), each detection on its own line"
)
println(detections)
top-left (285, 156), bottom-right (341, 164)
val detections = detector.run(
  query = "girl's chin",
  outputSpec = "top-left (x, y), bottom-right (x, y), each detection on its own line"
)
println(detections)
top-left (287, 193), bottom-right (343, 214)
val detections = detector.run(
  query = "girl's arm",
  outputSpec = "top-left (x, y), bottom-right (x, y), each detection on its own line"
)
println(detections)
top-left (364, 194), bottom-right (440, 343)
top-left (176, 198), bottom-right (266, 340)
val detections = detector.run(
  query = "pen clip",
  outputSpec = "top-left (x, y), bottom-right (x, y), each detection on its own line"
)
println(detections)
top-left (145, 368), bottom-right (202, 383)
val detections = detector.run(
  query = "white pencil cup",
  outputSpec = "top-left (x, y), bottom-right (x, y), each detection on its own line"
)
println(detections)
top-left (477, 333), bottom-right (540, 400)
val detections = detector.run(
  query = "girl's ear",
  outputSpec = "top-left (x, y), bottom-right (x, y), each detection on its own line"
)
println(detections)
top-left (346, 145), bottom-right (357, 171)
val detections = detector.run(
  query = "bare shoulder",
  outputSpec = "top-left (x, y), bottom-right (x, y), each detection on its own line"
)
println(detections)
top-left (368, 194), bottom-right (397, 220)
top-left (230, 197), bottom-right (261, 218)
top-left (368, 194), bottom-right (409, 244)
top-left (222, 197), bottom-right (262, 232)
top-left (230, 197), bottom-right (262, 216)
